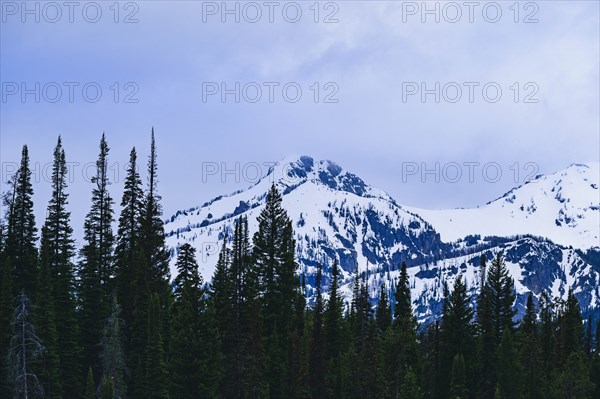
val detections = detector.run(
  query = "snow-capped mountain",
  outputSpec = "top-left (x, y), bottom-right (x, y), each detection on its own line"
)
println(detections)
top-left (408, 162), bottom-right (600, 250)
top-left (164, 156), bottom-right (600, 323)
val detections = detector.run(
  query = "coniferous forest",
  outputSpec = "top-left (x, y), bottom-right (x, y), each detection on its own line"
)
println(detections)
top-left (1, 133), bottom-right (599, 399)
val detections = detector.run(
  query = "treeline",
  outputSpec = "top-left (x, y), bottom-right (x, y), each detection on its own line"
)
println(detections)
top-left (0, 133), bottom-right (599, 399)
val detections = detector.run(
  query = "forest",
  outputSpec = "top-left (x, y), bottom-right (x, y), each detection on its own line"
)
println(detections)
top-left (0, 133), bottom-right (598, 399)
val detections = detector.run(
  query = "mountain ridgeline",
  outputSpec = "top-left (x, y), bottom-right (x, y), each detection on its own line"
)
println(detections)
top-left (1, 138), bottom-right (599, 399)
top-left (165, 155), bottom-right (600, 323)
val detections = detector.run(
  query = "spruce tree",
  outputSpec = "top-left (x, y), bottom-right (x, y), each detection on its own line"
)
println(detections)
top-left (449, 353), bottom-right (467, 399)
top-left (519, 293), bottom-right (542, 399)
top-left (171, 243), bottom-right (222, 398)
top-left (85, 367), bottom-right (95, 399)
top-left (34, 245), bottom-right (62, 399)
top-left (6, 145), bottom-right (38, 298)
top-left (0, 257), bottom-right (14, 398)
top-left (114, 147), bottom-right (143, 344)
top-left (441, 275), bottom-right (474, 398)
top-left (101, 299), bottom-right (126, 399)
top-left (375, 283), bottom-right (391, 334)
top-left (145, 294), bottom-right (169, 399)
top-left (40, 136), bottom-right (82, 397)
top-left (324, 259), bottom-right (344, 397)
top-left (79, 133), bottom-right (115, 376)
top-left (497, 328), bottom-right (522, 399)
top-left (8, 291), bottom-right (45, 399)
top-left (385, 261), bottom-right (418, 397)
top-left (309, 263), bottom-right (326, 398)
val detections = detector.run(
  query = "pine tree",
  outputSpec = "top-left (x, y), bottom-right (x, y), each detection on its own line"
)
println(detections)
top-left (171, 243), bottom-right (222, 398)
top-left (34, 245), bottom-right (62, 399)
top-left (497, 328), bottom-right (521, 399)
top-left (6, 146), bottom-right (38, 299)
top-left (519, 293), bottom-right (542, 399)
top-left (8, 291), bottom-right (45, 399)
top-left (101, 299), bottom-right (126, 399)
top-left (385, 261), bottom-right (418, 397)
top-left (554, 351), bottom-right (594, 399)
top-left (558, 291), bottom-right (584, 362)
top-left (441, 275), bottom-right (474, 398)
top-left (324, 259), bottom-right (344, 398)
top-left (449, 353), bottom-right (467, 399)
top-left (477, 253), bottom-right (515, 398)
top-left (85, 367), bottom-right (95, 399)
top-left (253, 184), bottom-right (295, 338)
top-left (145, 294), bottom-right (169, 399)
top-left (114, 147), bottom-right (144, 343)
top-left (139, 130), bottom-right (170, 296)
top-left (0, 257), bottom-right (14, 398)
top-left (79, 134), bottom-right (115, 376)
top-left (375, 283), bottom-right (391, 334)
top-left (137, 131), bottom-right (171, 398)
top-left (309, 263), bottom-right (326, 398)
top-left (40, 136), bottom-right (82, 397)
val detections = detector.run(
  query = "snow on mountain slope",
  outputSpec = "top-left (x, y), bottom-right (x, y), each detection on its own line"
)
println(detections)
top-left (165, 156), bottom-right (600, 323)
top-left (339, 236), bottom-right (599, 324)
top-left (165, 155), bottom-right (447, 283)
top-left (408, 163), bottom-right (600, 250)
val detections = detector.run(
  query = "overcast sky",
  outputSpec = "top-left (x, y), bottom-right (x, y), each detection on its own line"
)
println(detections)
top-left (1, 0), bottom-right (599, 244)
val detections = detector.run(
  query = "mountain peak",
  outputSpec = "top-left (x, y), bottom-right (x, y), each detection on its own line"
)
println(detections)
top-left (263, 155), bottom-right (392, 201)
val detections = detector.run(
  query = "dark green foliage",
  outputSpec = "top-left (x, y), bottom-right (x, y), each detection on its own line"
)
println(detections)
top-left (3, 136), bottom-right (599, 399)
top-left (145, 294), bottom-right (169, 399)
top-left (6, 146), bottom-right (38, 298)
top-left (85, 367), bottom-right (95, 399)
top-left (40, 137), bottom-right (82, 397)
top-left (79, 134), bottom-right (115, 376)
top-left (309, 263), bottom-right (326, 398)
top-left (519, 293), bottom-right (542, 399)
top-left (170, 243), bottom-right (222, 398)
top-left (114, 147), bottom-right (144, 343)
top-left (449, 354), bottom-right (467, 399)
top-left (34, 251), bottom-right (62, 399)
top-left (375, 283), bottom-right (391, 334)
top-left (8, 291), bottom-right (45, 399)
top-left (101, 299), bottom-right (126, 399)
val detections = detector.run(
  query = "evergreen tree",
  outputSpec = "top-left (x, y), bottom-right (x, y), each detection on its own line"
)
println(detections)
top-left (519, 293), bottom-right (542, 399)
top-left (8, 291), bottom-right (45, 399)
top-left (139, 130), bottom-right (170, 296)
top-left (324, 259), bottom-right (344, 397)
top-left (34, 246), bottom-right (62, 399)
top-left (375, 282), bottom-right (391, 334)
top-left (477, 253), bottom-right (515, 398)
top-left (85, 367), bottom-right (95, 399)
top-left (79, 134), bottom-right (115, 376)
top-left (441, 275), bottom-right (475, 398)
top-left (171, 243), bottom-right (222, 398)
top-left (114, 147), bottom-right (143, 344)
top-left (6, 146), bottom-right (38, 298)
top-left (309, 263), bottom-right (326, 398)
top-left (136, 131), bottom-right (171, 399)
top-left (0, 256), bottom-right (14, 398)
top-left (145, 294), bottom-right (169, 399)
top-left (100, 299), bottom-right (126, 399)
top-left (40, 136), bottom-right (82, 397)
top-left (554, 351), bottom-right (594, 399)
top-left (449, 353), bottom-right (468, 399)
top-left (385, 261), bottom-right (418, 397)
top-left (497, 328), bottom-right (521, 399)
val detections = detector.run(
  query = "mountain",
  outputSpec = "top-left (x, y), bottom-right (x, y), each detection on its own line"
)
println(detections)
top-left (164, 156), bottom-right (600, 323)
top-left (408, 162), bottom-right (600, 250)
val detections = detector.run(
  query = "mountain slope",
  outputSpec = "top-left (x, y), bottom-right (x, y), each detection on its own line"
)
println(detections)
top-left (164, 156), bottom-right (600, 322)
top-left (409, 162), bottom-right (600, 250)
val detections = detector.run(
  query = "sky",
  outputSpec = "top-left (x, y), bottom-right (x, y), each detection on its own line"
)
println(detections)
top-left (1, 0), bottom-right (599, 245)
